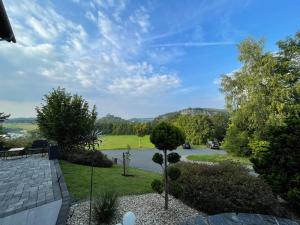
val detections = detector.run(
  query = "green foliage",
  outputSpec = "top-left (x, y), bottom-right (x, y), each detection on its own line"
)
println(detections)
top-left (248, 139), bottom-right (270, 157)
top-left (221, 32), bottom-right (300, 156)
top-left (167, 166), bottom-right (181, 180)
top-left (36, 87), bottom-right (97, 153)
top-left (167, 152), bottom-right (181, 164)
top-left (150, 122), bottom-right (185, 150)
top-left (152, 152), bottom-right (163, 165)
top-left (96, 114), bottom-right (135, 135)
top-left (67, 151), bottom-right (113, 168)
top-left (96, 114), bottom-right (152, 136)
top-left (3, 137), bottom-right (33, 149)
top-left (0, 112), bottom-right (10, 123)
top-left (288, 174), bottom-right (300, 206)
top-left (0, 112), bottom-right (9, 147)
top-left (210, 113), bottom-right (229, 141)
top-left (222, 124), bottom-right (250, 156)
top-left (151, 179), bottom-right (163, 194)
top-left (150, 122), bottom-right (185, 209)
top-left (134, 123), bottom-right (150, 137)
top-left (168, 181), bottom-right (183, 198)
top-left (251, 116), bottom-right (300, 208)
top-left (93, 191), bottom-right (118, 225)
top-left (172, 162), bottom-right (284, 216)
top-left (174, 114), bottom-right (213, 145)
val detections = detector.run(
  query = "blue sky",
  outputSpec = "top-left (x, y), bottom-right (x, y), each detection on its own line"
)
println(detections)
top-left (1, 0), bottom-right (300, 118)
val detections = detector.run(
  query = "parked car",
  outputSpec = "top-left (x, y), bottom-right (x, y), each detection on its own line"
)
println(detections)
top-left (206, 140), bottom-right (220, 149)
top-left (182, 142), bottom-right (191, 149)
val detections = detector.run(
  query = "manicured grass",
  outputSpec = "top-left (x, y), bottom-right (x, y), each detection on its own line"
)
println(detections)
top-left (186, 154), bottom-right (251, 165)
top-left (3, 123), bottom-right (38, 131)
top-left (98, 135), bottom-right (208, 150)
top-left (60, 160), bottom-right (161, 201)
top-left (98, 135), bottom-right (154, 150)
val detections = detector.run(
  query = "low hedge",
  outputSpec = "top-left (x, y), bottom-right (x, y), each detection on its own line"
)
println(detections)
top-left (170, 162), bottom-right (285, 216)
top-left (67, 150), bottom-right (113, 168)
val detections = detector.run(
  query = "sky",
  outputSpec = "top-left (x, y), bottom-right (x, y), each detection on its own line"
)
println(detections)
top-left (1, 0), bottom-right (300, 119)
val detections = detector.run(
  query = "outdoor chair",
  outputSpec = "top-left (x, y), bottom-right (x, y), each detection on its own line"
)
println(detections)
top-left (26, 140), bottom-right (49, 157)
top-left (0, 146), bottom-right (8, 159)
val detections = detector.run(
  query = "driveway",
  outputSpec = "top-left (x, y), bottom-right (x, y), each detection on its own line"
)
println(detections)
top-left (102, 148), bottom-right (226, 173)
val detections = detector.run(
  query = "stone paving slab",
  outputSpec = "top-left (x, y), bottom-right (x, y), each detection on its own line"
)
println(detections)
top-left (181, 213), bottom-right (300, 225)
top-left (0, 155), bottom-right (56, 218)
top-left (0, 199), bottom-right (62, 225)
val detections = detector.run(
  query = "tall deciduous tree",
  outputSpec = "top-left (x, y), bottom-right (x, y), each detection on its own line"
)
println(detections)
top-left (36, 87), bottom-right (97, 153)
top-left (221, 33), bottom-right (300, 155)
top-left (221, 32), bottom-right (300, 207)
top-left (150, 122), bottom-right (185, 209)
top-left (174, 114), bottom-right (213, 145)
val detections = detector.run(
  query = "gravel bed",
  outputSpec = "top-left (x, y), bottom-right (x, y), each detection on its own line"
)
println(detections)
top-left (67, 193), bottom-right (203, 225)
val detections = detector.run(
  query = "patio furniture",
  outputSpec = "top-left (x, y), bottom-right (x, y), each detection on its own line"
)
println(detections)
top-left (26, 140), bottom-right (49, 156)
top-left (5, 147), bottom-right (25, 159)
top-left (0, 147), bottom-right (7, 159)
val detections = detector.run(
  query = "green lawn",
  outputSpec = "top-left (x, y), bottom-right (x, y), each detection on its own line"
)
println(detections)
top-left (99, 135), bottom-right (154, 150)
top-left (60, 160), bottom-right (161, 201)
top-left (186, 154), bottom-right (251, 165)
top-left (3, 123), bottom-right (38, 131)
top-left (98, 135), bottom-right (208, 150)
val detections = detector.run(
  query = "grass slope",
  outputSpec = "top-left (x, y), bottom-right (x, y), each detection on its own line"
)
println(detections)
top-left (99, 135), bottom-right (154, 150)
top-left (187, 154), bottom-right (251, 165)
top-left (60, 160), bottom-right (160, 201)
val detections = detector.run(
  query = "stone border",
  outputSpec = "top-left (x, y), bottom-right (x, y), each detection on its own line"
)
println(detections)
top-left (52, 160), bottom-right (70, 225)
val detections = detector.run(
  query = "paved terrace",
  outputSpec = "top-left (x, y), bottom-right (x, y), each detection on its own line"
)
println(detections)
top-left (0, 155), bottom-right (69, 225)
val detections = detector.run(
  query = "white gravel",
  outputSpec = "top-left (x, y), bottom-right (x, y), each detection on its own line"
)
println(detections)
top-left (67, 193), bottom-right (204, 225)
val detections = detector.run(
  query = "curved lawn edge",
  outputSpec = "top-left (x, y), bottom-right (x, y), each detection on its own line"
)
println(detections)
top-left (186, 154), bottom-right (252, 165)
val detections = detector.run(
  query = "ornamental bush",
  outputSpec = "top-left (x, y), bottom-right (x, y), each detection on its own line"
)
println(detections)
top-left (167, 152), bottom-right (181, 164)
top-left (152, 152), bottom-right (163, 166)
top-left (170, 162), bottom-right (285, 216)
top-left (167, 166), bottom-right (181, 180)
top-left (150, 122), bottom-right (185, 209)
top-left (67, 150), bottom-right (113, 168)
top-left (151, 179), bottom-right (163, 194)
top-left (250, 116), bottom-right (300, 208)
top-left (93, 191), bottom-right (118, 225)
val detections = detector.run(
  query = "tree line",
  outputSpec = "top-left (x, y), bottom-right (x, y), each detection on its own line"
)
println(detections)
top-left (221, 32), bottom-right (300, 208)
top-left (96, 112), bottom-right (229, 145)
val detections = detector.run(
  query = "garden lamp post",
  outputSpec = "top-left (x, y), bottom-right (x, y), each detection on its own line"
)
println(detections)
top-left (88, 130), bottom-right (102, 225)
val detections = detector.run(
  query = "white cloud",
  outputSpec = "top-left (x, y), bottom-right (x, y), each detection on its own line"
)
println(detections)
top-left (149, 41), bottom-right (235, 48)
top-left (85, 11), bottom-right (97, 22)
top-left (107, 74), bottom-right (180, 96)
top-left (1, 0), bottom-right (244, 117)
top-left (129, 6), bottom-right (150, 33)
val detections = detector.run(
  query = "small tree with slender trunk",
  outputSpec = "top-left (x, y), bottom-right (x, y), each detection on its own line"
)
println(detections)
top-left (134, 123), bottom-right (149, 148)
top-left (150, 122), bottom-right (185, 209)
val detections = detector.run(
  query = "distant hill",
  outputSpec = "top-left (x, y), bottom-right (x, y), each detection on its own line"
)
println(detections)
top-left (155, 107), bottom-right (227, 121)
top-left (128, 118), bottom-right (154, 122)
top-left (97, 114), bottom-right (128, 123)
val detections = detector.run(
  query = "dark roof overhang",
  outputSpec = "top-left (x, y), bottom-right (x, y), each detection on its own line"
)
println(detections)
top-left (0, 0), bottom-right (16, 43)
